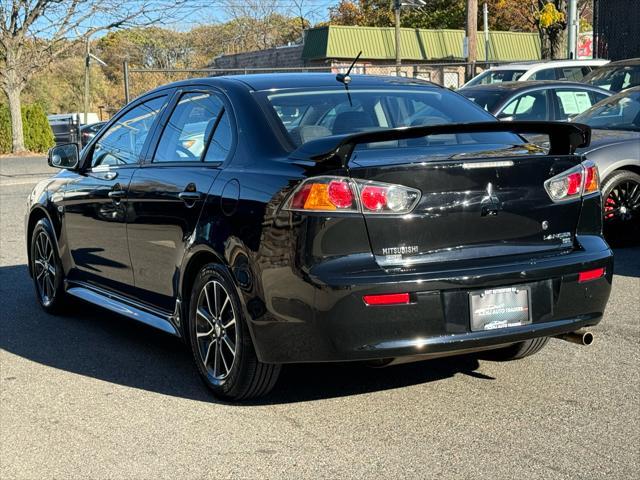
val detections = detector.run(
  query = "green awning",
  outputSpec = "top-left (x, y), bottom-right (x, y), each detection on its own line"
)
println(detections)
top-left (302, 25), bottom-right (541, 62)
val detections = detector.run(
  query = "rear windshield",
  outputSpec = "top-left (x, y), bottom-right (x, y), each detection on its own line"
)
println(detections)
top-left (459, 89), bottom-right (505, 112)
top-left (263, 87), bottom-right (519, 148)
top-left (574, 90), bottom-right (640, 131)
top-left (586, 65), bottom-right (640, 92)
top-left (465, 69), bottom-right (527, 86)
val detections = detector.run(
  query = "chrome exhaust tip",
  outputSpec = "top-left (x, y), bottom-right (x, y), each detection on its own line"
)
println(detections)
top-left (556, 329), bottom-right (594, 346)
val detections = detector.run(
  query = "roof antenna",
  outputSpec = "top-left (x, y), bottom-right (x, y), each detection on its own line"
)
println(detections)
top-left (336, 51), bottom-right (362, 85)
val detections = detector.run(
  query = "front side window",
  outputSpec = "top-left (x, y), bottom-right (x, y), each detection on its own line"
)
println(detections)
top-left (92, 96), bottom-right (167, 167)
top-left (556, 66), bottom-right (589, 81)
top-left (554, 89), bottom-right (600, 120)
top-left (500, 90), bottom-right (549, 121)
top-left (154, 92), bottom-right (224, 162)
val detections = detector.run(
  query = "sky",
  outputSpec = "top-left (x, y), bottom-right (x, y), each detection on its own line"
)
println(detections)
top-left (184, 1), bottom-right (339, 28)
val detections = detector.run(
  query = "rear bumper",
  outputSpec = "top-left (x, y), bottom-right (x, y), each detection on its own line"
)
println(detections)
top-left (251, 235), bottom-right (613, 363)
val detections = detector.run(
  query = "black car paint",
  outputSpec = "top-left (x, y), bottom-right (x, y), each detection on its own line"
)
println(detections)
top-left (27, 74), bottom-right (613, 365)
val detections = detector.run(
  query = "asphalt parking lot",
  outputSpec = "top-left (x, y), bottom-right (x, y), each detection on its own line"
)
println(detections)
top-left (1, 156), bottom-right (638, 479)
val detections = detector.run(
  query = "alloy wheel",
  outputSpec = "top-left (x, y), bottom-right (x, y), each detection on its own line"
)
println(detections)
top-left (33, 231), bottom-right (56, 306)
top-left (195, 280), bottom-right (238, 381)
top-left (604, 180), bottom-right (640, 224)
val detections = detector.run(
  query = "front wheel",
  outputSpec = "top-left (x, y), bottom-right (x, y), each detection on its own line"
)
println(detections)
top-left (30, 218), bottom-right (67, 314)
top-left (188, 264), bottom-right (281, 400)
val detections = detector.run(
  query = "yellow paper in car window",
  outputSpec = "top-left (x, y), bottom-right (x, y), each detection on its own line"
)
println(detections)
top-left (557, 91), bottom-right (592, 115)
top-left (574, 91), bottom-right (592, 112)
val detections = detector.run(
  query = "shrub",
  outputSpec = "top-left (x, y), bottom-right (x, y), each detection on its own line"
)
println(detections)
top-left (0, 104), bottom-right (11, 154)
top-left (0, 102), bottom-right (55, 154)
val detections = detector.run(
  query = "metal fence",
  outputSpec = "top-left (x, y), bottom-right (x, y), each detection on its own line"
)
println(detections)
top-left (123, 61), bottom-right (508, 103)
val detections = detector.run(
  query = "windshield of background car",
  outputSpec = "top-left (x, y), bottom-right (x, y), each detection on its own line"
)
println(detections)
top-left (464, 69), bottom-right (527, 86)
top-left (264, 87), bottom-right (521, 148)
top-left (585, 65), bottom-right (640, 92)
top-left (459, 89), bottom-right (506, 112)
top-left (574, 91), bottom-right (640, 131)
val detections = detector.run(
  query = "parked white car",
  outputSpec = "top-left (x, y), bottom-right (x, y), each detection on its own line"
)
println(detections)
top-left (464, 59), bottom-right (610, 87)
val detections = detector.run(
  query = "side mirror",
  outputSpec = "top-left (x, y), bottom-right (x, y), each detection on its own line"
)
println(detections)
top-left (498, 115), bottom-right (515, 122)
top-left (48, 143), bottom-right (79, 170)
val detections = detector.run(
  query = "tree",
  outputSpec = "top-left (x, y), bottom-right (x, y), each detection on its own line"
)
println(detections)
top-left (0, 1), bottom-right (197, 154)
top-left (535, 0), bottom-right (567, 59)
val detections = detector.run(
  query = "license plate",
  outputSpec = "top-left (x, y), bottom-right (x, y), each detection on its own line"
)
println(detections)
top-left (469, 287), bottom-right (531, 331)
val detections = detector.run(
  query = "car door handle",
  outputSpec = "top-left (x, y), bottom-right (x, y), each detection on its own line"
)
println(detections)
top-left (108, 189), bottom-right (126, 200)
top-left (178, 191), bottom-right (203, 203)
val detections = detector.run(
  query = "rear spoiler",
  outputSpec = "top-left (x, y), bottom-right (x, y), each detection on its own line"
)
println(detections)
top-left (289, 121), bottom-right (591, 168)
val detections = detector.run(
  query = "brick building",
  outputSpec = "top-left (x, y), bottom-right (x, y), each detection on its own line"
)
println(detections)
top-left (211, 25), bottom-right (542, 88)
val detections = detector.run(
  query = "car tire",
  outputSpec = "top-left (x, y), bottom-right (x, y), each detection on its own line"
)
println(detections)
top-left (601, 170), bottom-right (640, 245)
top-left (30, 217), bottom-right (68, 314)
top-left (188, 263), bottom-right (281, 400)
top-left (484, 337), bottom-right (549, 361)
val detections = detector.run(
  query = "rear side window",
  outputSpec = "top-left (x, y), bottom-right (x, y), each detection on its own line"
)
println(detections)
top-left (92, 96), bottom-right (167, 167)
top-left (528, 68), bottom-right (557, 81)
top-left (203, 111), bottom-right (232, 162)
top-left (499, 90), bottom-right (549, 121)
top-left (465, 69), bottom-right (526, 86)
top-left (154, 92), bottom-right (223, 162)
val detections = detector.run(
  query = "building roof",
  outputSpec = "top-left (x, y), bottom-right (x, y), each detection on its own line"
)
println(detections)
top-left (302, 25), bottom-right (541, 62)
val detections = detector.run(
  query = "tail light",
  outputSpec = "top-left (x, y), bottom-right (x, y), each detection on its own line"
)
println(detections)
top-left (544, 161), bottom-right (600, 202)
top-left (284, 176), bottom-right (421, 214)
top-left (578, 267), bottom-right (605, 283)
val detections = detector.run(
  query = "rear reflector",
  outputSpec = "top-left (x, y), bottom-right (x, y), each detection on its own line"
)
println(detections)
top-left (578, 267), bottom-right (605, 283)
top-left (363, 293), bottom-right (410, 306)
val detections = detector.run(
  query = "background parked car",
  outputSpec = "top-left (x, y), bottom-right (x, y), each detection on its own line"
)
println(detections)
top-left (80, 121), bottom-right (106, 148)
top-left (458, 81), bottom-right (611, 121)
top-left (463, 59), bottom-right (609, 87)
top-left (47, 114), bottom-right (81, 146)
top-left (582, 58), bottom-right (640, 93)
top-left (572, 86), bottom-right (640, 242)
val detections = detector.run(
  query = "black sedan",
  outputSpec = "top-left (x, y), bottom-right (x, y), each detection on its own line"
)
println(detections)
top-left (459, 81), bottom-right (611, 122)
top-left (30, 74), bottom-right (612, 400)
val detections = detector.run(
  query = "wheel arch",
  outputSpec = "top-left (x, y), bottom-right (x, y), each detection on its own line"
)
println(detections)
top-left (178, 246), bottom-right (227, 335)
top-left (178, 243), bottom-right (262, 348)
top-left (26, 206), bottom-right (57, 277)
top-left (599, 160), bottom-right (640, 183)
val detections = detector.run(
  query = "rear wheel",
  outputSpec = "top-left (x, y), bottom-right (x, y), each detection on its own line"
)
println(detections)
top-left (484, 337), bottom-right (549, 361)
top-left (30, 218), bottom-right (67, 314)
top-left (188, 263), bottom-right (281, 400)
top-left (602, 170), bottom-right (640, 244)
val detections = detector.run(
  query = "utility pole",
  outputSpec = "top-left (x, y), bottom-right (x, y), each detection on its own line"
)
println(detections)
top-left (465, 0), bottom-right (478, 81)
top-left (123, 61), bottom-right (130, 104)
top-left (567, 0), bottom-right (578, 59)
top-left (84, 37), bottom-right (90, 125)
top-left (483, 2), bottom-right (489, 65)
top-left (394, 0), bottom-right (402, 76)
